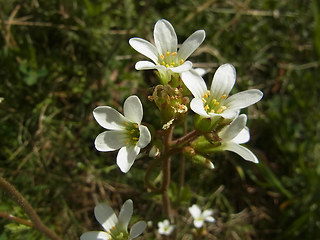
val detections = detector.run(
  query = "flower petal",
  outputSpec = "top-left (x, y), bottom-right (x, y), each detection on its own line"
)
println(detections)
top-left (94, 130), bottom-right (126, 151)
top-left (219, 114), bottom-right (247, 142)
top-left (202, 209), bottom-right (214, 218)
top-left (205, 216), bottom-right (215, 222)
top-left (154, 19), bottom-right (177, 54)
top-left (93, 106), bottom-right (126, 130)
top-left (170, 61), bottom-right (192, 73)
top-left (210, 63), bottom-right (236, 99)
top-left (116, 146), bottom-right (140, 173)
top-left (193, 219), bottom-right (204, 228)
top-left (224, 89), bottom-right (263, 110)
top-left (178, 30), bottom-right (205, 60)
top-left (233, 127), bottom-right (250, 144)
top-left (181, 69), bottom-right (207, 98)
top-left (119, 199), bottom-right (133, 231)
top-left (94, 203), bottom-right (118, 232)
top-left (80, 231), bottom-right (111, 240)
top-left (190, 98), bottom-right (210, 118)
top-left (188, 204), bottom-right (201, 218)
top-left (129, 221), bottom-right (147, 239)
top-left (124, 95), bottom-right (143, 124)
top-left (129, 38), bottom-right (159, 63)
top-left (137, 125), bottom-right (151, 148)
top-left (222, 142), bottom-right (259, 163)
top-left (135, 61), bottom-right (156, 70)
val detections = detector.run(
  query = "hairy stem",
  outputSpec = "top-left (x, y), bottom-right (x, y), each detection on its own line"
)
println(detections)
top-left (0, 176), bottom-right (62, 240)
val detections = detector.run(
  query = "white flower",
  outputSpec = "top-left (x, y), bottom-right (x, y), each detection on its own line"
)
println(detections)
top-left (181, 64), bottom-right (263, 120)
top-left (93, 95), bottom-right (151, 173)
top-left (188, 204), bottom-right (215, 228)
top-left (80, 199), bottom-right (146, 240)
top-left (129, 19), bottom-right (205, 83)
top-left (157, 219), bottom-right (175, 236)
top-left (218, 114), bottom-right (259, 163)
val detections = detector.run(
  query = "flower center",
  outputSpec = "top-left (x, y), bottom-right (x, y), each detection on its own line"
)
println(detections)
top-left (157, 51), bottom-right (184, 68)
top-left (124, 122), bottom-right (140, 145)
top-left (108, 225), bottom-right (130, 240)
top-left (201, 91), bottom-right (227, 114)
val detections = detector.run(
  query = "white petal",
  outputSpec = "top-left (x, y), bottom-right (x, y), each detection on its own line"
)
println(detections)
top-left (194, 68), bottom-right (207, 76)
top-left (80, 231), bottom-right (110, 240)
top-left (190, 98), bottom-right (210, 118)
top-left (205, 216), bottom-right (215, 222)
top-left (193, 219), bottom-right (204, 228)
top-left (169, 61), bottom-right (192, 73)
top-left (202, 209), bottom-right (213, 218)
top-left (218, 109), bottom-right (240, 120)
top-left (135, 61), bottom-right (156, 70)
top-left (178, 30), bottom-right (206, 60)
top-left (222, 142), bottom-right (259, 163)
top-left (124, 95), bottom-right (143, 124)
top-left (94, 130), bottom-right (126, 151)
top-left (219, 114), bottom-right (247, 142)
top-left (233, 127), bottom-right (250, 144)
top-left (129, 38), bottom-right (159, 63)
top-left (129, 221), bottom-right (147, 239)
top-left (119, 199), bottom-right (133, 230)
top-left (116, 146), bottom-right (140, 173)
top-left (224, 89), bottom-right (263, 110)
top-left (93, 106), bottom-right (126, 130)
top-left (188, 204), bottom-right (201, 218)
top-left (94, 203), bottom-right (118, 232)
top-left (137, 125), bottom-right (151, 148)
top-left (181, 69), bottom-right (207, 98)
top-left (210, 63), bottom-right (236, 100)
top-left (154, 19), bottom-right (177, 54)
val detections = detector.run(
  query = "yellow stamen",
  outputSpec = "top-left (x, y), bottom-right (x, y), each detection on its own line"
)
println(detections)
top-left (172, 52), bottom-right (177, 56)
top-left (133, 123), bottom-right (139, 128)
top-left (202, 98), bottom-right (207, 103)
top-left (215, 102), bottom-right (220, 106)
top-left (204, 105), bottom-right (209, 111)
top-left (162, 61), bottom-right (166, 66)
top-left (170, 62), bottom-right (175, 66)
top-left (206, 90), bottom-right (210, 96)
top-left (204, 93), bottom-right (209, 99)
top-left (216, 106), bottom-right (226, 114)
top-left (132, 137), bottom-right (138, 141)
top-left (166, 51), bottom-right (170, 56)
top-left (212, 99), bottom-right (217, 104)
top-left (166, 64), bottom-right (169, 68)
top-left (130, 129), bottom-right (135, 134)
top-left (210, 109), bottom-right (215, 113)
top-left (180, 59), bottom-right (184, 64)
top-left (160, 54), bottom-right (164, 59)
top-left (221, 94), bottom-right (227, 99)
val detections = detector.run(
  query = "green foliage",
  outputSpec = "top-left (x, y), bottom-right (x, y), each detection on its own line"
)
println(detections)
top-left (0, 0), bottom-right (319, 239)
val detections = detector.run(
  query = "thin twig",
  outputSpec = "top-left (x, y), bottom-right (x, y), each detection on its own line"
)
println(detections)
top-left (0, 211), bottom-right (33, 227)
top-left (0, 176), bottom-right (62, 240)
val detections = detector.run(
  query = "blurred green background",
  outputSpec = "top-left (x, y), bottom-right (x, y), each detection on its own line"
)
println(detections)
top-left (0, 0), bottom-right (319, 239)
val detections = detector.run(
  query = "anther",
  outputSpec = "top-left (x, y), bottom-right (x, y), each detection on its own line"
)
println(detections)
top-left (166, 64), bottom-right (169, 68)
top-left (212, 99), bottom-right (217, 104)
top-left (180, 59), bottom-right (184, 64)
top-left (215, 102), bottom-right (220, 106)
top-left (221, 94), bottom-right (227, 99)
top-left (172, 52), bottom-right (177, 56)
top-left (204, 93), bottom-right (209, 99)
top-left (166, 51), bottom-right (170, 56)
top-left (204, 105), bottom-right (209, 111)
top-left (162, 61), bottom-right (166, 66)
top-left (160, 54), bottom-right (164, 59)
top-left (202, 98), bottom-right (207, 103)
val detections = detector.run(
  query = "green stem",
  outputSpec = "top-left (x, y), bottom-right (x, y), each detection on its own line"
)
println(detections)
top-left (161, 126), bottom-right (174, 221)
top-left (0, 176), bottom-right (62, 240)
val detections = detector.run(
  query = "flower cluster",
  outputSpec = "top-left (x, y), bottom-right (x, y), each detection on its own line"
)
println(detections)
top-left (86, 18), bottom-right (263, 239)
